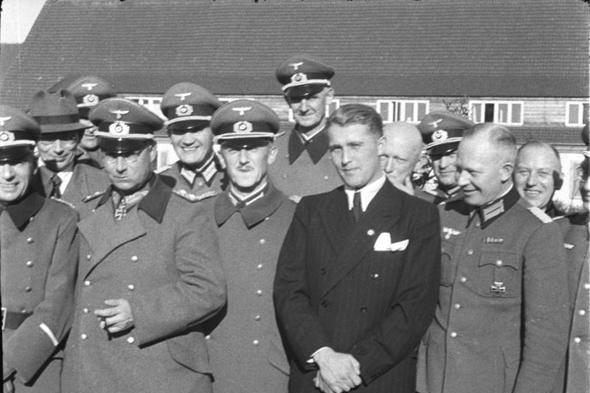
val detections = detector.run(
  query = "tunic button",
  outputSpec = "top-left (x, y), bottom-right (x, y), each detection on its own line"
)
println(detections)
top-left (24, 286), bottom-right (32, 292)
top-left (255, 315), bottom-right (261, 321)
top-left (460, 276), bottom-right (467, 283)
top-left (257, 264), bottom-right (263, 270)
top-left (26, 237), bottom-right (33, 243)
top-left (370, 273), bottom-right (379, 279)
top-left (584, 283), bottom-right (590, 290)
top-left (367, 229), bottom-right (375, 236)
top-left (131, 256), bottom-right (138, 262)
top-left (256, 289), bottom-right (263, 296)
top-left (84, 280), bottom-right (91, 287)
top-left (83, 308), bottom-right (89, 313)
top-left (253, 339), bottom-right (260, 346)
top-left (81, 334), bottom-right (88, 340)
top-left (454, 303), bottom-right (461, 309)
top-left (450, 332), bottom-right (458, 338)
top-left (21, 308), bottom-right (28, 313)
top-left (25, 260), bottom-right (33, 267)
top-left (259, 238), bottom-right (266, 245)
top-left (496, 260), bottom-right (503, 267)
top-left (205, 335), bottom-right (211, 340)
top-left (127, 336), bottom-right (135, 344)
top-left (467, 250), bottom-right (474, 256)
top-left (197, 181), bottom-right (203, 187)
top-left (323, 176), bottom-right (329, 180)
top-left (574, 337), bottom-right (582, 344)
top-left (86, 254), bottom-right (92, 260)
top-left (128, 284), bottom-right (135, 291)
top-left (579, 309), bottom-right (586, 316)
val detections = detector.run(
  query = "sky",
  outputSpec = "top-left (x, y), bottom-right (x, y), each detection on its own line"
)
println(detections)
top-left (1, 0), bottom-right (47, 43)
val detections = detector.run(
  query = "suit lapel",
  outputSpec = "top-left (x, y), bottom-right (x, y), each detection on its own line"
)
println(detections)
top-left (78, 202), bottom-right (147, 278)
top-left (322, 182), bottom-right (403, 297)
top-left (319, 188), bottom-right (354, 254)
top-left (62, 164), bottom-right (88, 203)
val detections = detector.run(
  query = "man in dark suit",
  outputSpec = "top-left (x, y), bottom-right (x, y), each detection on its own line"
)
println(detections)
top-left (274, 104), bottom-right (441, 393)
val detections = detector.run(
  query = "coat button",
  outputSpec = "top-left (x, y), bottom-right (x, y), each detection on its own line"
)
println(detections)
top-left (254, 315), bottom-right (261, 321)
top-left (259, 238), bottom-right (266, 245)
top-left (83, 308), bottom-right (89, 313)
top-left (467, 250), bottom-right (474, 256)
top-left (256, 289), bottom-right (263, 296)
top-left (579, 309), bottom-right (586, 316)
top-left (24, 286), bottom-right (32, 292)
top-left (323, 176), bottom-right (329, 180)
top-left (86, 254), bottom-right (92, 260)
top-left (450, 332), bottom-right (458, 338)
top-left (26, 237), bottom-right (33, 243)
top-left (253, 339), bottom-right (259, 346)
top-left (81, 334), bottom-right (88, 340)
top-left (370, 273), bottom-right (379, 279)
top-left (584, 283), bottom-right (590, 290)
top-left (454, 303), bottom-right (461, 309)
top-left (574, 337), bottom-right (582, 344)
top-left (127, 336), bottom-right (135, 344)
top-left (205, 335), bottom-right (211, 340)
top-left (128, 284), bottom-right (135, 291)
top-left (25, 260), bottom-right (33, 267)
top-left (131, 256), bottom-right (138, 262)
top-left (257, 264), bottom-right (263, 270)
top-left (496, 260), bottom-right (503, 267)
top-left (460, 276), bottom-right (467, 283)
top-left (84, 280), bottom-right (91, 287)
top-left (367, 229), bottom-right (375, 236)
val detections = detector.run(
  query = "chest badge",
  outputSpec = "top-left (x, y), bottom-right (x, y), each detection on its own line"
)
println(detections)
top-left (490, 281), bottom-right (506, 296)
top-left (484, 237), bottom-right (504, 244)
top-left (442, 227), bottom-right (461, 240)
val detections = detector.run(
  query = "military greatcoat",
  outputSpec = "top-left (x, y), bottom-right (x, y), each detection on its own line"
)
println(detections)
top-left (416, 187), bottom-right (570, 393)
top-left (269, 128), bottom-right (341, 199)
top-left (2, 192), bottom-right (78, 393)
top-left (205, 183), bottom-right (294, 393)
top-left (37, 162), bottom-right (110, 218)
top-left (61, 175), bottom-right (226, 393)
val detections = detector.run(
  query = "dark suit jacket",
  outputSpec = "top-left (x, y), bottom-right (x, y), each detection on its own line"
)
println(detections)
top-left (273, 180), bottom-right (440, 393)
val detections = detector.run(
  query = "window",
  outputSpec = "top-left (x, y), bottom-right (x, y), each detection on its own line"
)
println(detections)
top-left (376, 100), bottom-right (429, 124)
top-left (469, 101), bottom-right (524, 125)
top-left (287, 99), bottom-right (340, 123)
top-left (565, 102), bottom-right (587, 127)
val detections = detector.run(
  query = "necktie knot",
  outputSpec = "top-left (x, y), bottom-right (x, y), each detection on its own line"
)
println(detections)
top-left (50, 173), bottom-right (62, 198)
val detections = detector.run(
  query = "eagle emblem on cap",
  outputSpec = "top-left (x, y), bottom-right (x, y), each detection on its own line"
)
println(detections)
top-left (176, 104), bottom-right (193, 117)
top-left (432, 130), bottom-right (448, 141)
top-left (289, 62), bottom-right (304, 71)
top-left (0, 131), bottom-right (14, 143)
top-left (232, 106), bottom-right (252, 116)
top-left (291, 73), bottom-right (307, 83)
top-left (234, 121), bottom-right (253, 133)
top-left (82, 83), bottom-right (98, 91)
top-left (0, 117), bottom-right (12, 126)
top-left (83, 94), bottom-right (99, 106)
top-left (110, 110), bottom-right (129, 120)
top-left (109, 121), bottom-right (130, 134)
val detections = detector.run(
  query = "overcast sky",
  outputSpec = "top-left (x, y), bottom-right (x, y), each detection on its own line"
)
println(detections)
top-left (1, 0), bottom-right (47, 44)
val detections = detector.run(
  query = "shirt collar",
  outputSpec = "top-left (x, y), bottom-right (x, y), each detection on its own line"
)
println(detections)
top-left (474, 185), bottom-right (520, 229)
top-left (3, 190), bottom-right (45, 230)
top-left (344, 175), bottom-right (387, 212)
top-left (215, 182), bottom-right (285, 228)
top-left (178, 154), bottom-right (218, 185)
top-left (96, 174), bottom-right (173, 223)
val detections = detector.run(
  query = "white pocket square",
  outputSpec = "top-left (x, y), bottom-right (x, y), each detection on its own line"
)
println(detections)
top-left (373, 233), bottom-right (409, 252)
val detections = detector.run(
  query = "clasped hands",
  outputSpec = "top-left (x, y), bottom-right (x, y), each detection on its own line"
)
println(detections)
top-left (94, 299), bottom-right (135, 334)
top-left (312, 347), bottom-right (362, 393)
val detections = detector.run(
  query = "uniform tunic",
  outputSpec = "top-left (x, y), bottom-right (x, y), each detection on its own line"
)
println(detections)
top-left (205, 183), bottom-right (294, 393)
top-left (62, 175), bottom-right (226, 393)
top-left (417, 187), bottom-right (570, 393)
top-left (37, 162), bottom-right (110, 218)
top-left (269, 127), bottom-right (340, 199)
top-left (2, 192), bottom-right (78, 393)
top-left (158, 156), bottom-right (225, 202)
top-left (552, 213), bottom-right (590, 393)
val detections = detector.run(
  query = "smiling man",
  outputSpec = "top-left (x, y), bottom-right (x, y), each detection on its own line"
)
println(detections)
top-left (514, 141), bottom-right (564, 216)
top-left (1, 105), bottom-right (78, 393)
top-left (269, 54), bottom-right (341, 199)
top-left (274, 104), bottom-right (440, 393)
top-left (159, 82), bottom-right (224, 202)
top-left (417, 123), bottom-right (569, 393)
top-left (29, 89), bottom-right (109, 218)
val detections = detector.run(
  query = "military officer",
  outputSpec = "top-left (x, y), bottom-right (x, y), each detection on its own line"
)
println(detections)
top-left (1, 105), bottom-right (78, 393)
top-left (514, 141), bottom-right (566, 217)
top-left (61, 98), bottom-right (226, 393)
top-left (158, 82), bottom-right (225, 202)
top-left (204, 99), bottom-right (294, 393)
top-left (417, 111), bottom-right (474, 204)
top-left (270, 54), bottom-right (341, 200)
top-left (29, 89), bottom-right (110, 218)
top-left (416, 123), bottom-right (570, 393)
top-left (50, 75), bottom-right (117, 168)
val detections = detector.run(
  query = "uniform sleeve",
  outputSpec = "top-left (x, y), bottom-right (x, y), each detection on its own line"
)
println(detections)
top-left (131, 211), bottom-right (227, 345)
top-left (3, 209), bottom-right (79, 383)
top-left (512, 221), bottom-right (570, 393)
top-left (349, 205), bottom-right (441, 384)
top-left (273, 199), bottom-right (333, 369)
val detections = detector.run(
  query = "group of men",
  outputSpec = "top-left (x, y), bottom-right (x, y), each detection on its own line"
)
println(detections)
top-left (1, 54), bottom-right (588, 393)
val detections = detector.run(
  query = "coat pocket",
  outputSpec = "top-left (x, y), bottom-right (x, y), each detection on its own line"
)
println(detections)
top-left (477, 251), bottom-right (521, 298)
top-left (167, 332), bottom-right (212, 375)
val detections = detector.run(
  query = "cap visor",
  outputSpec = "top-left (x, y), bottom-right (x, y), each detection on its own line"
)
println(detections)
top-left (285, 83), bottom-right (327, 99)
top-left (0, 145), bottom-right (35, 163)
top-left (99, 137), bottom-right (152, 155)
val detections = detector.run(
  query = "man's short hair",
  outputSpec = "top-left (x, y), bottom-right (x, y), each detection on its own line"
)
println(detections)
top-left (327, 104), bottom-right (383, 137)
top-left (517, 140), bottom-right (561, 170)
top-left (463, 123), bottom-right (517, 163)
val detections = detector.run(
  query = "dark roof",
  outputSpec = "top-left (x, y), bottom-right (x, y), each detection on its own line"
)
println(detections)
top-left (1, 0), bottom-right (588, 108)
top-left (0, 44), bottom-right (21, 87)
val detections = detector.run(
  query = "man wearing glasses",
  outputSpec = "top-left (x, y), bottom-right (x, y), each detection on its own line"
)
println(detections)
top-left (61, 98), bottom-right (226, 393)
top-left (270, 54), bottom-right (341, 200)
top-left (29, 89), bottom-right (109, 218)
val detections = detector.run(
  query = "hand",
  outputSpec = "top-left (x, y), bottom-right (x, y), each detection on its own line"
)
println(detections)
top-left (94, 299), bottom-right (135, 334)
top-left (3, 379), bottom-right (14, 393)
top-left (314, 371), bottom-right (336, 393)
top-left (313, 347), bottom-right (362, 393)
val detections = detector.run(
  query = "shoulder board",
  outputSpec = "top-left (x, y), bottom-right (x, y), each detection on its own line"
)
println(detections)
top-left (155, 164), bottom-right (172, 174)
top-left (173, 189), bottom-right (218, 203)
top-left (50, 197), bottom-right (75, 210)
top-left (82, 190), bottom-right (107, 203)
top-left (528, 206), bottom-right (553, 224)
